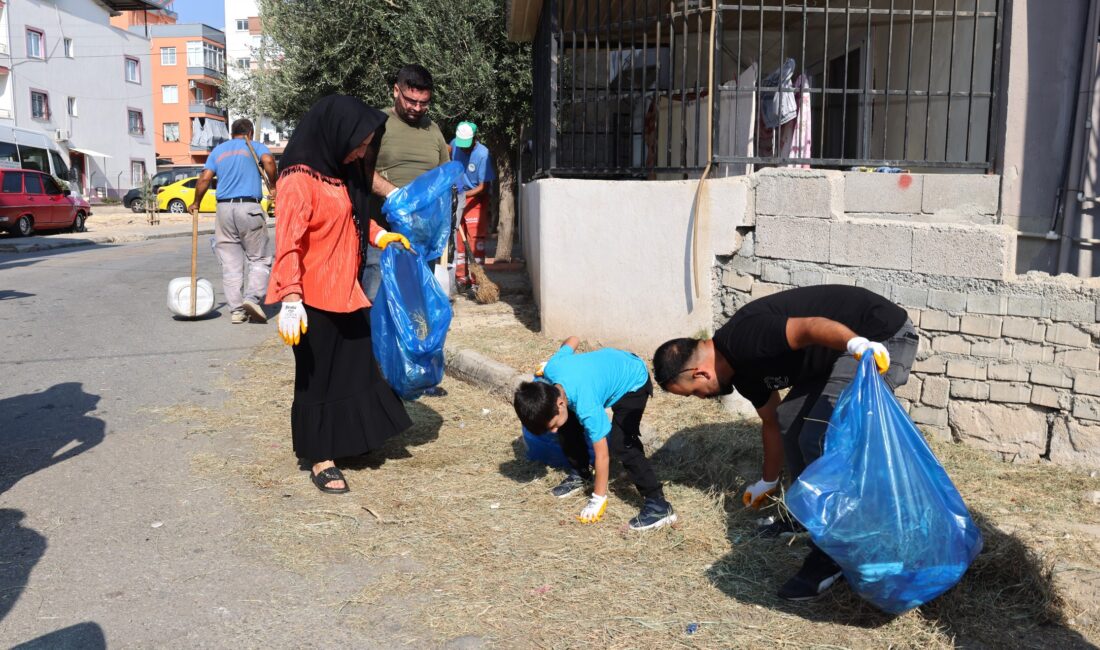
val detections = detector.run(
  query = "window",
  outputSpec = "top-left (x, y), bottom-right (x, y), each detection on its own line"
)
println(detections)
top-left (235, 18), bottom-right (249, 30)
top-left (67, 97), bottom-right (77, 117)
top-left (183, 178), bottom-right (196, 189)
top-left (186, 40), bottom-right (225, 72)
top-left (49, 151), bottom-right (70, 180)
top-left (131, 161), bottom-right (146, 186)
top-left (63, 38), bottom-right (73, 58)
top-left (18, 145), bottom-right (48, 172)
top-left (0, 143), bottom-right (19, 166)
top-left (24, 173), bottom-right (43, 194)
top-left (162, 85), bottom-right (178, 104)
top-left (236, 57), bottom-right (250, 69)
top-left (193, 86), bottom-right (205, 102)
top-left (128, 109), bottom-right (144, 135)
top-left (160, 46), bottom-right (176, 66)
top-left (26, 29), bottom-right (43, 59)
top-left (163, 122), bottom-right (180, 142)
top-left (43, 175), bottom-right (63, 195)
top-left (125, 57), bottom-right (140, 83)
top-left (2, 172), bottom-right (22, 193)
top-left (30, 91), bottom-right (49, 120)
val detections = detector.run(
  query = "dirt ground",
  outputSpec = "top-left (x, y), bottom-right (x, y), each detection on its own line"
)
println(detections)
top-left (176, 273), bottom-right (1100, 648)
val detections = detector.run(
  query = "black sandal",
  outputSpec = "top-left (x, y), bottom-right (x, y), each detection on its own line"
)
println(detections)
top-left (310, 466), bottom-right (350, 494)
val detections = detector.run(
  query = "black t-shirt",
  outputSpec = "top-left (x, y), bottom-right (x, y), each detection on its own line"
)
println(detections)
top-left (713, 285), bottom-right (908, 408)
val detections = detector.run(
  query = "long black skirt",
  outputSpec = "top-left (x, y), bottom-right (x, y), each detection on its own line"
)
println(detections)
top-left (291, 304), bottom-right (412, 461)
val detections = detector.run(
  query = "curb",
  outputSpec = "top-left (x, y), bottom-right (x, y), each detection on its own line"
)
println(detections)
top-left (0, 223), bottom-right (275, 253)
top-left (443, 345), bottom-right (533, 402)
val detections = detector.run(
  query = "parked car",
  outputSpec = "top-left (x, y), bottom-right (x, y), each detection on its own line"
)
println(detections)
top-left (156, 176), bottom-right (271, 214)
top-left (124, 165), bottom-right (204, 212)
top-left (0, 168), bottom-right (92, 236)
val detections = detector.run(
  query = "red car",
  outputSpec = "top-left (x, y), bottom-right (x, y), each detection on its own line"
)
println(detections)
top-left (0, 168), bottom-right (92, 236)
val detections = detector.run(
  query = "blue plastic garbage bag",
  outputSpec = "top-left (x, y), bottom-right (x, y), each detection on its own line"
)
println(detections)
top-left (785, 355), bottom-right (983, 614)
top-left (381, 161), bottom-right (463, 260)
top-left (522, 426), bottom-right (594, 468)
top-left (370, 245), bottom-right (453, 400)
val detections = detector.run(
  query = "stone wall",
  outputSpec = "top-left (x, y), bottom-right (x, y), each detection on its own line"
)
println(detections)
top-left (714, 168), bottom-right (1100, 469)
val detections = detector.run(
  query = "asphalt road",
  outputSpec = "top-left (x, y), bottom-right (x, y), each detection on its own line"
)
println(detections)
top-left (0, 238), bottom-right (387, 647)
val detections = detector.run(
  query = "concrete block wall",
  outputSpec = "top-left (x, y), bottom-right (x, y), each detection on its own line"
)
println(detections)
top-left (715, 168), bottom-right (1100, 469)
top-left (842, 171), bottom-right (1001, 225)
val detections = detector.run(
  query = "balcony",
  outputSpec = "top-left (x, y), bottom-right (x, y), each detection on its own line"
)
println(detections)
top-left (190, 144), bottom-right (212, 152)
top-left (189, 102), bottom-right (226, 118)
top-left (186, 66), bottom-right (224, 81)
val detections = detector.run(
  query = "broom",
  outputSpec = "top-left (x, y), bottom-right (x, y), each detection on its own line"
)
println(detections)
top-left (458, 222), bottom-right (499, 304)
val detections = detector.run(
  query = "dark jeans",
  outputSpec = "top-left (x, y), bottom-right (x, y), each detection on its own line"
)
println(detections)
top-left (778, 319), bottom-right (920, 480)
top-left (557, 379), bottom-right (665, 502)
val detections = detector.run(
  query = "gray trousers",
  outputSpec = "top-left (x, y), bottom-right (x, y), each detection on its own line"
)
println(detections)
top-left (777, 319), bottom-right (919, 480)
top-left (213, 202), bottom-right (271, 310)
top-left (360, 245), bottom-right (383, 302)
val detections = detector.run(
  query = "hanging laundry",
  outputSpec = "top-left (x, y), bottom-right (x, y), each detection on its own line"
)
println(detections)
top-left (760, 58), bottom-right (797, 129)
top-left (718, 63), bottom-right (757, 175)
top-left (758, 72), bottom-right (813, 167)
top-left (190, 117), bottom-right (202, 147)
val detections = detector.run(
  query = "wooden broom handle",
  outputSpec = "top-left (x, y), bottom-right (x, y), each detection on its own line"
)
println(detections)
top-left (190, 209), bottom-right (198, 317)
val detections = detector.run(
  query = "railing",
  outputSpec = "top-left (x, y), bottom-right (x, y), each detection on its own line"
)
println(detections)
top-left (532, 0), bottom-right (1003, 178)
top-left (186, 65), bottom-right (224, 80)
top-left (189, 102), bottom-right (227, 118)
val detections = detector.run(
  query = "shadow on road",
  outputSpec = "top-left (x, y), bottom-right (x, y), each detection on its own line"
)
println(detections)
top-left (10, 622), bottom-right (106, 649)
top-left (0, 509), bottom-right (45, 623)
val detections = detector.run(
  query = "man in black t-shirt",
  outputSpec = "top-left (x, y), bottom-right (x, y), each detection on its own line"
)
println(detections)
top-left (652, 285), bottom-right (919, 601)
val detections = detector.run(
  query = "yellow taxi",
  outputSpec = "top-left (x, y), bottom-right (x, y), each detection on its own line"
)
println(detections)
top-left (156, 176), bottom-right (272, 213)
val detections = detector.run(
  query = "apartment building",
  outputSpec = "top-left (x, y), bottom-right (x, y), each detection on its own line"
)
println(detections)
top-left (224, 0), bottom-right (286, 148)
top-left (0, 0), bottom-right (158, 199)
top-left (144, 23), bottom-right (228, 165)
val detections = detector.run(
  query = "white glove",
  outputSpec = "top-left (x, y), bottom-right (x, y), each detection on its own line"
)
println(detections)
top-left (386, 187), bottom-right (399, 199)
top-left (846, 336), bottom-right (890, 374)
top-left (742, 478), bottom-right (779, 509)
top-left (278, 300), bottom-right (308, 346)
top-left (576, 493), bottom-right (608, 524)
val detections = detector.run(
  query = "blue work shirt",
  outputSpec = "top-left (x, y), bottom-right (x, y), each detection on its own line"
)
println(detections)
top-left (449, 140), bottom-right (493, 193)
top-left (204, 138), bottom-right (271, 200)
top-left (542, 346), bottom-right (650, 444)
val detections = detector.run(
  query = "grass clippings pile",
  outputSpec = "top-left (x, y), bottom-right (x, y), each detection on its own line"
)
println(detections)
top-left (181, 295), bottom-right (1099, 648)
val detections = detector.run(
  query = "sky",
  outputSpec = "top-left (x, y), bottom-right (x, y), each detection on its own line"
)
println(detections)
top-left (172, 0), bottom-right (225, 30)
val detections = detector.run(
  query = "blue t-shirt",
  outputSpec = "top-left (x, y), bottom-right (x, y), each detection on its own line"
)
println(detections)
top-left (449, 140), bottom-right (493, 192)
top-left (204, 138), bottom-right (271, 200)
top-left (542, 346), bottom-right (650, 444)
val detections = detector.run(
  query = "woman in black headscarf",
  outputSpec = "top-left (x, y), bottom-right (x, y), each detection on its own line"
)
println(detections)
top-left (267, 95), bottom-right (412, 494)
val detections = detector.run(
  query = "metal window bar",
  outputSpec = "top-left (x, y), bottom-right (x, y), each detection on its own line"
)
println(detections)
top-left (533, 0), bottom-right (1001, 179)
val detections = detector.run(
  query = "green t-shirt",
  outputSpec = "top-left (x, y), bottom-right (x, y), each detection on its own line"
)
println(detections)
top-left (372, 107), bottom-right (450, 227)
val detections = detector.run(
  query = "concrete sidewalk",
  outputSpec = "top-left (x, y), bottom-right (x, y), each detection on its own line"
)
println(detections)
top-left (0, 222), bottom-right (216, 253)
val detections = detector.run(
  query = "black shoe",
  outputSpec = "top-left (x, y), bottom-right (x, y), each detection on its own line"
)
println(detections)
top-left (550, 472), bottom-right (587, 498)
top-left (628, 498), bottom-right (677, 531)
top-left (778, 547), bottom-right (844, 601)
top-left (756, 516), bottom-right (805, 538)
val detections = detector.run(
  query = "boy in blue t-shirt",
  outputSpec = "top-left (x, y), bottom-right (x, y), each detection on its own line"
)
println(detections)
top-left (513, 335), bottom-right (677, 531)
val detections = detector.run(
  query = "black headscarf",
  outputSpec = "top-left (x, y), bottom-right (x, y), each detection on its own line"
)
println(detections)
top-left (279, 95), bottom-right (388, 252)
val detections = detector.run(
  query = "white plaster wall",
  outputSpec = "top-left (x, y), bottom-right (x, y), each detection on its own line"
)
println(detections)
top-left (223, 0), bottom-right (283, 146)
top-left (520, 176), bottom-right (748, 353)
top-left (7, 0), bottom-right (155, 196)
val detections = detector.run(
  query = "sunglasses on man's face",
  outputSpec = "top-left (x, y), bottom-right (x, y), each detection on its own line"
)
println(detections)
top-left (399, 92), bottom-right (431, 109)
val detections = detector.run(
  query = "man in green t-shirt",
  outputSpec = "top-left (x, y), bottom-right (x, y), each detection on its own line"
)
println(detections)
top-left (365, 64), bottom-right (450, 299)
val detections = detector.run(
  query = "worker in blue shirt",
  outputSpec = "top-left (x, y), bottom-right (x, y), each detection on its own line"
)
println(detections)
top-left (191, 118), bottom-right (277, 324)
top-left (449, 121), bottom-right (493, 289)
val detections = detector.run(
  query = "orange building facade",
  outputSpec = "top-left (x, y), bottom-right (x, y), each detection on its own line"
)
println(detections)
top-left (109, 1), bottom-right (177, 30)
top-left (146, 24), bottom-right (227, 166)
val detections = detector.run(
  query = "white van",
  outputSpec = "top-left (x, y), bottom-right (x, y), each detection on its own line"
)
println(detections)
top-left (0, 124), bottom-right (72, 188)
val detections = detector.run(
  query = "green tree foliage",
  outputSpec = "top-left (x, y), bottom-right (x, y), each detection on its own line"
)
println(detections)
top-left (245, 0), bottom-right (531, 151)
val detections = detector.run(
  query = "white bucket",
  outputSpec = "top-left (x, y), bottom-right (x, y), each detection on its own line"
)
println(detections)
top-left (167, 276), bottom-right (215, 317)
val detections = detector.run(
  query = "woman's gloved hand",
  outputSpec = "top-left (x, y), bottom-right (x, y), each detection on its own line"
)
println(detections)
top-left (278, 300), bottom-right (308, 346)
top-left (374, 229), bottom-right (411, 251)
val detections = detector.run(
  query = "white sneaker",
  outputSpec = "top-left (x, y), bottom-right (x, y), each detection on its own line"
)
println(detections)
top-left (242, 300), bottom-right (267, 323)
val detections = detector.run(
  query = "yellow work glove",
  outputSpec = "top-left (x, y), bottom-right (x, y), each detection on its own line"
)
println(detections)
top-left (278, 300), bottom-right (308, 346)
top-left (374, 229), bottom-right (411, 251)
top-left (742, 478), bottom-right (779, 509)
top-left (576, 493), bottom-right (608, 524)
top-left (846, 336), bottom-right (890, 374)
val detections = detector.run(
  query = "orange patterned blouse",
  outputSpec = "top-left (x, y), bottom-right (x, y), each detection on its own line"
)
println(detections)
top-left (266, 165), bottom-right (383, 313)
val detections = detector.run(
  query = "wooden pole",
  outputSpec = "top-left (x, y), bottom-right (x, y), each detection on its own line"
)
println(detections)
top-left (190, 209), bottom-right (198, 317)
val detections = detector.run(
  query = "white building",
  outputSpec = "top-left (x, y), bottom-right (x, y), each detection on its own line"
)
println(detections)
top-left (0, 0), bottom-right (158, 199)
top-left (223, 0), bottom-right (286, 147)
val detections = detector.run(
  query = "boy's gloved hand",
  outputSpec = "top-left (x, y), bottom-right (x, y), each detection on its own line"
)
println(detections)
top-left (278, 300), bottom-right (308, 346)
top-left (374, 230), bottom-right (411, 251)
top-left (742, 478), bottom-right (779, 509)
top-left (846, 336), bottom-right (890, 374)
top-left (534, 361), bottom-right (547, 377)
top-left (576, 493), bottom-right (608, 524)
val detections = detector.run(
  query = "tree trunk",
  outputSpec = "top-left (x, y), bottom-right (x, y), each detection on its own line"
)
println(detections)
top-left (490, 140), bottom-right (517, 262)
